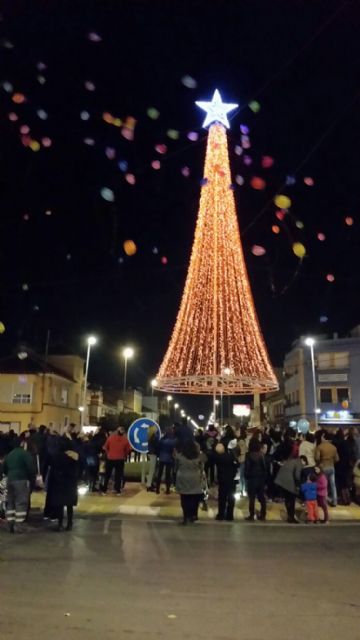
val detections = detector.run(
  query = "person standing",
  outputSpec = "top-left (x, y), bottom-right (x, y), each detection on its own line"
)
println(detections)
top-left (102, 426), bottom-right (132, 495)
top-left (299, 432), bottom-right (316, 467)
top-left (236, 427), bottom-right (248, 497)
top-left (175, 440), bottom-right (203, 525)
top-left (204, 424), bottom-right (218, 486)
top-left (301, 474), bottom-right (319, 523)
top-left (244, 439), bottom-right (267, 521)
top-left (3, 433), bottom-right (35, 533)
top-left (156, 428), bottom-right (176, 494)
top-left (45, 434), bottom-right (79, 531)
top-left (315, 430), bottom-right (339, 507)
top-left (315, 466), bottom-right (329, 523)
top-left (146, 425), bottom-right (160, 492)
top-left (275, 443), bottom-right (303, 523)
top-left (214, 443), bottom-right (238, 521)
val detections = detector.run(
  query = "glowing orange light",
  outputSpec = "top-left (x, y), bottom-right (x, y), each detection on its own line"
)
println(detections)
top-left (272, 225), bottom-right (280, 234)
top-left (12, 93), bottom-right (26, 104)
top-left (156, 123), bottom-right (278, 395)
top-left (123, 240), bottom-right (137, 256)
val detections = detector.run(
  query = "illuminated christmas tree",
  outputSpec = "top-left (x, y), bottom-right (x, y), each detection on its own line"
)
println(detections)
top-left (156, 90), bottom-right (278, 396)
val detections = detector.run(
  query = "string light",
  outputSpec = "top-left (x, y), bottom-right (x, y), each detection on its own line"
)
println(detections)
top-left (156, 121), bottom-right (278, 395)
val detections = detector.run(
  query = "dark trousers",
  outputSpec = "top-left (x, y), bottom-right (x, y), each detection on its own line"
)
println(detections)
top-left (205, 458), bottom-right (216, 485)
top-left (156, 462), bottom-right (173, 493)
top-left (248, 482), bottom-right (266, 519)
top-left (180, 494), bottom-right (201, 522)
top-left (87, 465), bottom-right (99, 492)
top-left (283, 489), bottom-right (296, 521)
top-left (58, 505), bottom-right (73, 527)
top-left (103, 459), bottom-right (125, 493)
top-left (317, 495), bottom-right (329, 522)
top-left (218, 482), bottom-right (235, 520)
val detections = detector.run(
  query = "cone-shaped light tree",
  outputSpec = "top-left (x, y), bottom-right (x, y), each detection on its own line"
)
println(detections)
top-left (156, 90), bottom-right (278, 395)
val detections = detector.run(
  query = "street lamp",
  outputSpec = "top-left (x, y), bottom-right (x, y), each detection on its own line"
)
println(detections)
top-left (81, 336), bottom-right (97, 429)
top-left (151, 378), bottom-right (158, 396)
top-left (122, 346), bottom-right (134, 397)
top-left (304, 337), bottom-right (318, 430)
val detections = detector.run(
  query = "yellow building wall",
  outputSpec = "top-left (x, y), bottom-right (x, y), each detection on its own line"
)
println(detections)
top-left (0, 358), bottom-right (84, 433)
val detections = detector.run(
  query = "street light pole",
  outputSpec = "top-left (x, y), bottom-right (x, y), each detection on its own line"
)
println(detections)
top-left (122, 346), bottom-right (134, 408)
top-left (305, 337), bottom-right (318, 430)
top-left (81, 336), bottom-right (97, 430)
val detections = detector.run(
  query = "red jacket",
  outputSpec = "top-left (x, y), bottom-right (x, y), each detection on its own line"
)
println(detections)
top-left (104, 433), bottom-right (132, 461)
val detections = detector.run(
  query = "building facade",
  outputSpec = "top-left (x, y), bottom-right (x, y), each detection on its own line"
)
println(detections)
top-left (284, 327), bottom-right (360, 429)
top-left (0, 353), bottom-right (85, 433)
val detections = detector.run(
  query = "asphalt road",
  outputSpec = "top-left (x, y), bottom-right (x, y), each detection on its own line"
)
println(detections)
top-left (1, 518), bottom-right (360, 640)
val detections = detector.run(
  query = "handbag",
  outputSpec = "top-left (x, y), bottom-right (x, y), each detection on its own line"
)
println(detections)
top-left (35, 454), bottom-right (44, 489)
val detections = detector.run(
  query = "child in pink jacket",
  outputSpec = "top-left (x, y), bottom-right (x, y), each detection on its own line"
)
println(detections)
top-left (315, 466), bottom-right (328, 523)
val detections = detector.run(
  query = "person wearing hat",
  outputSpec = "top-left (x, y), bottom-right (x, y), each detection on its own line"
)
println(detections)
top-left (214, 441), bottom-right (238, 521)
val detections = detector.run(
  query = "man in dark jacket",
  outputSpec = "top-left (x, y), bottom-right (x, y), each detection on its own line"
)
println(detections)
top-left (156, 428), bottom-right (176, 494)
top-left (4, 433), bottom-right (35, 533)
top-left (214, 443), bottom-right (238, 521)
top-left (244, 439), bottom-right (267, 521)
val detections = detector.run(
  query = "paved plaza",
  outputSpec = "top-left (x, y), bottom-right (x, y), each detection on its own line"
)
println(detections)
top-left (28, 484), bottom-right (360, 522)
top-left (2, 516), bottom-right (360, 640)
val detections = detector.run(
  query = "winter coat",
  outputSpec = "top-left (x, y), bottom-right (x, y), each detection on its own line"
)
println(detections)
top-left (175, 453), bottom-right (203, 495)
top-left (158, 437), bottom-right (176, 463)
top-left (148, 430), bottom-right (160, 456)
top-left (275, 458), bottom-right (303, 495)
top-left (244, 452), bottom-right (267, 487)
top-left (214, 452), bottom-right (238, 485)
top-left (316, 473), bottom-right (328, 497)
top-left (4, 447), bottom-right (35, 483)
top-left (315, 441), bottom-right (339, 470)
top-left (237, 438), bottom-right (247, 463)
top-left (104, 433), bottom-right (132, 461)
top-left (301, 481), bottom-right (317, 501)
top-left (46, 439), bottom-right (79, 508)
top-left (299, 441), bottom-right (316, 467)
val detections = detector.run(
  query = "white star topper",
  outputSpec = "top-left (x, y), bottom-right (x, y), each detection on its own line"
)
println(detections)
top-left (195, 89), bottom-right (238, 129)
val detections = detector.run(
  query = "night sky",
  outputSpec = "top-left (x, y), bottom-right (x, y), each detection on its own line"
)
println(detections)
top-left (0, 0), bottom-right (359, 414)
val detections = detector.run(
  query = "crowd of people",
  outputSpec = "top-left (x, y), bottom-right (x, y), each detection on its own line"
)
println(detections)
top-left (1, 420), bottom-right (360, 531)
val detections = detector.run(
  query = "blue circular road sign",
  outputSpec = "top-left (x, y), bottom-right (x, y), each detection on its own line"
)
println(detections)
top-left (127, 418), bottom-right (161, 454)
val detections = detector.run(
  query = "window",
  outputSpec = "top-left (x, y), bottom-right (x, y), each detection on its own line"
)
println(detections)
top-left (320, 388), bottom-right (332, 403)
top-left (337, 388), bottom-right (349, 402)
top-left (317, 352), bottom-right (349, 369)
top-left (12, 393), bottom-right (31, 404)
top-left (334, 352), bottom-right (349, 368)
top-left (318, 353), bottom-right (331, 369)
top-left (60, 388), bottom-right (68, 405)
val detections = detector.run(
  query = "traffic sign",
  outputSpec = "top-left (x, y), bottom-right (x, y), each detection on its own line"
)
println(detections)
top-left (127, 418), bottom-right (161, 454)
